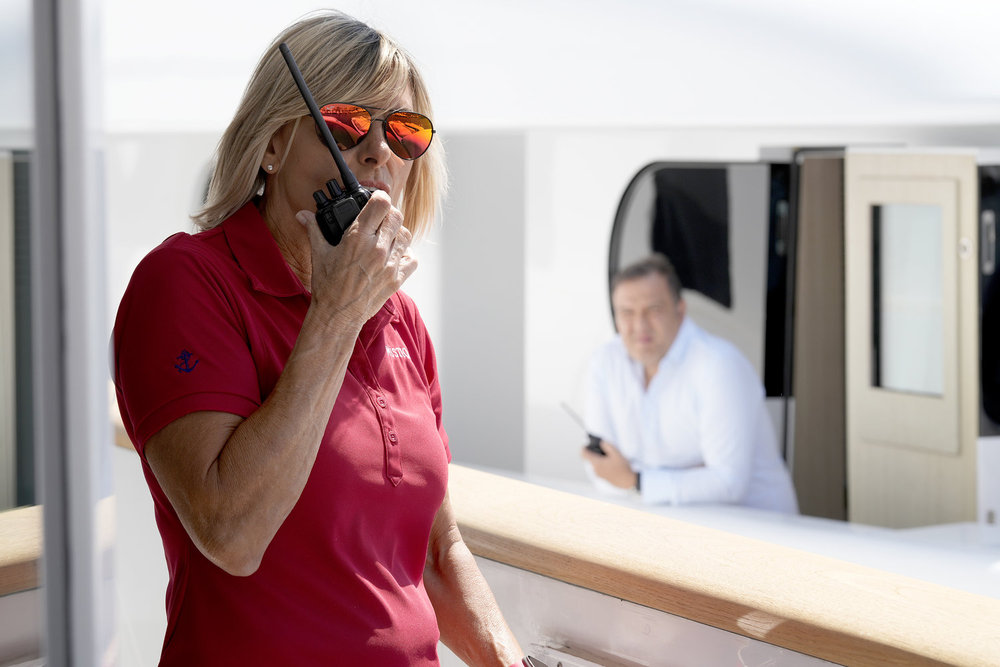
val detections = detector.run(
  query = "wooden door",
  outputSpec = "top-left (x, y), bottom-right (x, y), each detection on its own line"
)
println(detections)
top-left (844, 151), bottom-right (978, 527)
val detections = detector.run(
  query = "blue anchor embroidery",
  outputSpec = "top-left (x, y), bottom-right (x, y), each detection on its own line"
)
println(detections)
top-left (175, 349), bottom-right (200, 373)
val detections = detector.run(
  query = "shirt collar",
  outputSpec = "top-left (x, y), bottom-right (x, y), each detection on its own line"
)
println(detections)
top-left (222, 201), bottom-right (307, 298)
top-left (222, 200), bottom-right (399, 338)
top-left (657, 316), bottom-right (695, 372)
top-left (621, 317), bottom-right (696, 386)
top-left (360, 297), bottom-right (398, 347)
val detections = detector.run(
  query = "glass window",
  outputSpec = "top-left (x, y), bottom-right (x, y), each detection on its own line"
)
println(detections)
top-left (0, 0), bottom-right (41, 661)
top-left (1, 0), bottom-right (34, 513)
top-left (872, 203), bottom-right (944, 396)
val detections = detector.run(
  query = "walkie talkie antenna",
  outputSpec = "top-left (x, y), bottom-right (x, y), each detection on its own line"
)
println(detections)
top-left (278, 42), bottom-right (362, 193)
top-left (277, 42), bottom-right (371, 246)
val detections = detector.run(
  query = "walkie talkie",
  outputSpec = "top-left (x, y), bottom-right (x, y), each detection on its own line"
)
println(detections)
top-left (279, 42), bottom-right (371, 246)
top-left (560, 402), bottom-right (607, 456)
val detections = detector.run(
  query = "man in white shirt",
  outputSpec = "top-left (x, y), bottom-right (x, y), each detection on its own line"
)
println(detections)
top-left (583, 254), bottom-right (798, 514)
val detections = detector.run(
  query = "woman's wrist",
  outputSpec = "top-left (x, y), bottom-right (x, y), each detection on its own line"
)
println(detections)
top-left (301, 302), bottom-right (366, 341)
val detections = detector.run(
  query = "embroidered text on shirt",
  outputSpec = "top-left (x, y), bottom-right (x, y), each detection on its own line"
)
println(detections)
top-left (386, 346), bottom-right (411, 360)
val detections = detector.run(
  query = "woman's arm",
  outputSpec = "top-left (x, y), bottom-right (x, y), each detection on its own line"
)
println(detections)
top-left (143, 197), bottom-right (414, 576)
top-left (424, 490), bottom-right (523, 666)
top-left (144, 309), bottom-right (358, 576)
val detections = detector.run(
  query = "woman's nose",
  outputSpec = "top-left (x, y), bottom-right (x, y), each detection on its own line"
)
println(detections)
top-left (357, 121), bottom-right (393, 164)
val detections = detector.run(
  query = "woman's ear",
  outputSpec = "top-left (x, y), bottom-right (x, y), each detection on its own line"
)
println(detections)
top-left (260, 119), bottom-right (299, 175)
top-left (260, 135), bottom-right (282, 175)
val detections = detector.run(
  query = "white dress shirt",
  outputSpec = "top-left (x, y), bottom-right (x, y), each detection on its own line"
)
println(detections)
top-left (584, 318), bottom-right (799, 514)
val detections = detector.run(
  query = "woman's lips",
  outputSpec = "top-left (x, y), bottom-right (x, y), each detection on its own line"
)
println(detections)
top-left (360, 180), bottom-right (390, 196)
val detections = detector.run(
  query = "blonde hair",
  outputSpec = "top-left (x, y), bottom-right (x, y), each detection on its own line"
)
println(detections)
top-left (192, 10), bottom-right (445, 238)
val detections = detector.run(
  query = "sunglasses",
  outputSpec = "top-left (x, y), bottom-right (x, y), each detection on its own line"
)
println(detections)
top-left (319, 103), bottom-right (435, 160)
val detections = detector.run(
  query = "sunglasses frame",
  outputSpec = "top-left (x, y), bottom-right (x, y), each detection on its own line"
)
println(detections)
top-left (319, 102), bottom-right (436, 161)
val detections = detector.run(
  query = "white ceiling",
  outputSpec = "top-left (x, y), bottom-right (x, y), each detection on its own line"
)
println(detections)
top-left (5, 0), bottom-right (1000, 133)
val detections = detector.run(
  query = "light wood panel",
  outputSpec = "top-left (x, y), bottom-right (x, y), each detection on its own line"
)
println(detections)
top-left (844, 152), bottom-right (978, 527)
top-left (450, 465), bottom-right (1000, 666)
top-left (0, 504), bottom-right (41, 596)
top-left (0, 497), bottom-right (114, 599)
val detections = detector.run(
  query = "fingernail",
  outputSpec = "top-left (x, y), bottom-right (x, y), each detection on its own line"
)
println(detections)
top-left (296, 211), bottom-right (309, 224)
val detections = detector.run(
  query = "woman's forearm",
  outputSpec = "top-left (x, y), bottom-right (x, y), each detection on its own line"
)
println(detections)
top-left (147, 307), bottom-right (362, 575)
top-left (424, 495), bottom-right (523, 665)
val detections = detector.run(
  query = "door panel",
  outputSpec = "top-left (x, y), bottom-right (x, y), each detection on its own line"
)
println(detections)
top-left (792, 154), bottom-right (846, 520)
top-left (845, 151), bottom-right (978, 527)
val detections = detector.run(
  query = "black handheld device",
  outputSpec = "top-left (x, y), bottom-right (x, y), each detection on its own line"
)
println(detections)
top-left (559, 402), bottom-right (607, 456)
top-left (584, 433), bottom-right (606, 456)
top-left (279, 42), bottom-right (371, 246)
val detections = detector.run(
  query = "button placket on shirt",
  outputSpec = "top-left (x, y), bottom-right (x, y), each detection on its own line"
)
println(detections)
top-left (349, 304), bottom-right (406, 486)
top-left (350, 341), bottom-right (403, 486)
top-left (370, 382), bottom-right (402, 485)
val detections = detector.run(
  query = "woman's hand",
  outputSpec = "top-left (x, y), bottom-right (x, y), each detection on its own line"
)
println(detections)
top-left (296, 190), bottom-right (417, 331)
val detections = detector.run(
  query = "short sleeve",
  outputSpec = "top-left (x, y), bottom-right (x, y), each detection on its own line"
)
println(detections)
top-left (113, 238), bottom-right (261, 453)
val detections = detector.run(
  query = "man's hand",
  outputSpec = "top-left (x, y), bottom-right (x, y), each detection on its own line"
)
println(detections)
top-left (582, 441), bottom-right (638, 490)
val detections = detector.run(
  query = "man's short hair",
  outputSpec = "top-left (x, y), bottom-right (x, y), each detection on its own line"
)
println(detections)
top-left (612, 254), bottom-right (683, 302)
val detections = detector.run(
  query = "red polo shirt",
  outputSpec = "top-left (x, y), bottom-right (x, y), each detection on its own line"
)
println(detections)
top-left (113, 201), bottom-right (450, 665)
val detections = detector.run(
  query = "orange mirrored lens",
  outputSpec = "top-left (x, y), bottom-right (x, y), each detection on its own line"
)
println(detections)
top-left (320, 103), bottom-right (370, 151)
top-left (385, 112), bottom-right (434, 159)
top-left (319, 104), bottom-right (434, 159)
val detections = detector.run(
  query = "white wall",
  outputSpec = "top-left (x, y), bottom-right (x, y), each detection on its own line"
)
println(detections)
top-left (100, 0), bottom-right (1000, 132)
top-left (436, 134), bottom-right (527, 470)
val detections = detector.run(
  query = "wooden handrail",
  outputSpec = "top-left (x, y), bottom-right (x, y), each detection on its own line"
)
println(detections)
top-left (6, 455), bottom-right (998, 664)
top-left (449, 465), bottom-right (1000, 666)
top-left (0, 504), bottom-right (41, 596)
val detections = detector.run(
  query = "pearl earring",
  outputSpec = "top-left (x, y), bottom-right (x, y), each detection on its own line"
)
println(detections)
top-left (266, 164), bottom-right (274, 172)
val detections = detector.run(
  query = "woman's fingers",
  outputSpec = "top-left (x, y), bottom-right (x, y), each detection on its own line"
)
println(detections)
top-left (299, 191), bottom-right (416, 325)
top-left (396, 251), bottom-right (419, 285)
top-left (295, 209), bottom-right (326, 249)
top-left (354, 190), bottom-right (393, 236)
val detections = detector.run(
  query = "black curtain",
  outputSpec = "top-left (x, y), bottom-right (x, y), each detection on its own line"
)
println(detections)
top-left (651, 168), bottom-right (732, 308)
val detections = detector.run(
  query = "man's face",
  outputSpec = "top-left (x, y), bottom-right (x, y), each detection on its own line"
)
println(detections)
top-left (612, 273), bottom-right (686, 369)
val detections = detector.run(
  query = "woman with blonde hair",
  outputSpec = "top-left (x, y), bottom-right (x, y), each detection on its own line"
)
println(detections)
top-left (113, 10), bottom-right (524, 665)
